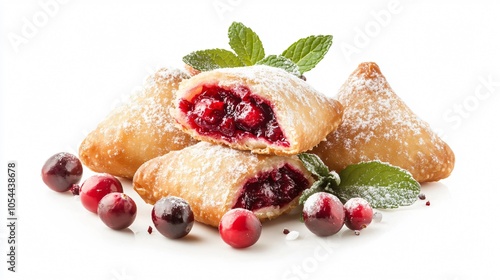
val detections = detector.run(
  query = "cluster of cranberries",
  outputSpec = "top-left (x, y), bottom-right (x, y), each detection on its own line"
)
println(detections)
top-left (302, 192), bottom-right (374, 236)
top-left (41, 152), bottom-right (136, 230)
top-left (41, 152), bottom-right (377, 249)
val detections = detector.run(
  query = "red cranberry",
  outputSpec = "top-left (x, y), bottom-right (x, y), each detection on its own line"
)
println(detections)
top-left (219, 208), bottom-right (262, 249)
top-left (147, 226), bottom-right (153, 234)
top-left (152, 196), bottom-right (194, 239)
top-left (80, 174), bottom-right (123, 214)
top-left (302, 192), bottom-right (345, 236)
top-left (98, 193), bottom-right (137, 230)
top-left (426, 201), bottom-right (431, 206)
top-left (344, 197), bottom-right (373, 231)
top-left (41, 152), bottom-right (83, 192)
top-left (234, 101), bottom-right (265, 130)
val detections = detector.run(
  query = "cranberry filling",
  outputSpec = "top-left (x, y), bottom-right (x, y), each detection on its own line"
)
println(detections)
top-left (233, 164), bottom-right (310, 211)
top-left (180, 85), bottom-right (288, 146)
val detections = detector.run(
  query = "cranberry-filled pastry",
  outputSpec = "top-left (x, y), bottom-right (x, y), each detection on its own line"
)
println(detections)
top-left (312, 62), bottom-right (455, 183)
top-left (170, 65), bottom-right (343, 155)
top-left (79, 68), bottom-right (198, 179)
top-left (133, 142), bottom-right (314, 227)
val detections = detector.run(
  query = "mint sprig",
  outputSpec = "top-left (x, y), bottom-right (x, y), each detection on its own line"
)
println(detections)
top-left (182, 22), bottom-right (332, 76)
top-left (183, 49), bottom-right (243, 72)
top-left (228, 22), bottom-right (265, 66)
top-left (298, 154), bottom-right (420, 209)
top-left (281, 35), bottom-right (333, 74)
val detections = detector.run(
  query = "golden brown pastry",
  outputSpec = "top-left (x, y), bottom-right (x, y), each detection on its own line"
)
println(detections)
top-left (133, 142), bottom-right (314, 227)
top-left (170, 65), bottom-right (343, 155)
top-left (79, 68), bottom-right (198, 179)
top-left (311, 62), bottom-right (455, 183)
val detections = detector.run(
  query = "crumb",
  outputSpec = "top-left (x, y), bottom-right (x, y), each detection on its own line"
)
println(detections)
top-left (285, 231), bottom-right (299, 241)
top-left (354, 230), bottom-right (360, 236)
top-left (283, 228), bottom-right (290, 235)
top-left (418, 193), bottom-right (426, 200)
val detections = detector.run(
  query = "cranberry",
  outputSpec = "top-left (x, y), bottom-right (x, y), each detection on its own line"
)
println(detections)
top-left (219, 208), bottom-right (262, 249)
top-left (98, 193), bottom-right (137, 230)
top-left (232, 164), bottom-right (310, 211)
top-left (418, 193), bottom-right (426, 200)
top-left (180, 85), bottom-right (288, 145)
top-left (152, 196), bottom-right (194, 239)
top-left (41, 152), bottom-right (83, 192)
top-left (70, 184), bottom-right (80, 196)
top-left (80, 174), bottom-right (123, 214)
top-left (426, 201), bottom-right (431, 206)
top-left (234, 101), bottom-right (265, 130)
top-left (302, 192), bottom-right (345, 236)
top-left (344, 197), bottom-right (373, 231)
top-left (147, 226), bottom-right (153, 234)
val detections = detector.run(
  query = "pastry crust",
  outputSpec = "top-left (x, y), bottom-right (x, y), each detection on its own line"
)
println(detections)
top-left (171, 65), bottom-right (343, 155)
top-left (311, 62), bottom-right (455, 183)
top-left (79, 68), bottom-right (198, 179)
top-left (133, 142), bottom-right (314, 227)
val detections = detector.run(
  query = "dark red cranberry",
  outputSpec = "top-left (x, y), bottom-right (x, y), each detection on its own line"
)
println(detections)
top-left (283, 228), bottom-right (290, 235)
top-left (426, 201), bottom-right (431, 206)
top-left (152, 196), bottom-right (194, 239)
top-left (418, 193), bottom-right (426, 200)
top-left (180, 85), bottom-right (288, 146)
top-left (302, 192), bottom-right (345, 236)
top-left (41, 152), bottom-right (83, 192)
top-left (80, 174), bottom-right (123, 214)
top-left (344, 197), bottom-right (373, 231)
top-left (219, 208), bottom-right (262, 249)
top-left (147, 226), bottom-right (153, 234)
top-left (234, 101), bottom-right (265, 130)
top-left (98, 193), bottom-right (137, 230)
top-left (232, 164), bottom-right (310, 211)
top-left (70, 184), bottom-right (81, 196)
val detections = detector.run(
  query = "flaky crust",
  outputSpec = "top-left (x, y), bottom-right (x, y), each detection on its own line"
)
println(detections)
top-left (311, 62), bottom-right (455, 183)
top-left (79, 68), bottom-right (198, 179)
top-left (171, 65), bottom-right (343, 155)
top-left (133, 142), bottom-right (313, 227)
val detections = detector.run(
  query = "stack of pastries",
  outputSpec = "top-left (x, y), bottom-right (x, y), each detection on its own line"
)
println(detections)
top-left (79, 62), bottom-right (454, 227)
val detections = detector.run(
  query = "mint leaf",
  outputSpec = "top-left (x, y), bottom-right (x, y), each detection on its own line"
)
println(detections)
top-left (228, 22), bottom-right (265, 66)
top-left (336, 161), bottom-right (420, 209)
top-left (299, 177), bottom-right (329, 205)
top-left (298, 153), bottom-right (331, 178)
top-left (182, 49), bottom-right (244, 71)
top-left (256, 55), bottom-right (300, 76)
top-left (281, 35), bottom-right (333, 74)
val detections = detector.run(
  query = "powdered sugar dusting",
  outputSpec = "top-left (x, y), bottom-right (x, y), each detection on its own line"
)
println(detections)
top-left (314, 62), bottom-right (454, 182)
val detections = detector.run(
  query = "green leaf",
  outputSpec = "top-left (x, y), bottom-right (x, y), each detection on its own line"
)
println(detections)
top-left (256, 55), bottom-right (300, 76)
top-left (281, 35), bottom-right (333, 74)
top-left (336, 161), bottom-right (421, 209)
top-left (299, 177), bottom-right (329, 205)
top-left (228, 22), bottom-right (265, 66)
top-left (298, 153), bottom-right (330, 178)
top-left (182, 48), bottom-right (244, 72)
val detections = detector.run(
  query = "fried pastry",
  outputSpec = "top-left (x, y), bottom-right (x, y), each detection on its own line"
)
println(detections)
top-left (170, 65), bottom-right (343, 155)
top-left (311, 62), bottom-right (455, 183)
top-left (133, 142), bottom-right (314, 227)
top-left (79, 68), bottom-right (198, 179)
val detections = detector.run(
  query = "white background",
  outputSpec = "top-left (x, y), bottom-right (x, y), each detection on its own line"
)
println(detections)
top-left (1, 1), bottom-right (500, 279)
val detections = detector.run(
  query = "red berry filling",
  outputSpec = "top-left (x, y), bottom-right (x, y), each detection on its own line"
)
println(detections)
top-left (233, 164), bottom-right (310, 211)
top-left (180, 85), bottom-right (288, 146)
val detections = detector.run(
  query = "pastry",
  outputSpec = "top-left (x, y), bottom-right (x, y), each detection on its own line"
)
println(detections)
top-left (170, 65), bottom-right (343, 155)
top-left (133, 142), bottom-right (314, 227)
top-left (311, 62), bottom-right (455, 183)
top-left (79, 68), bottom-right (198, 179)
